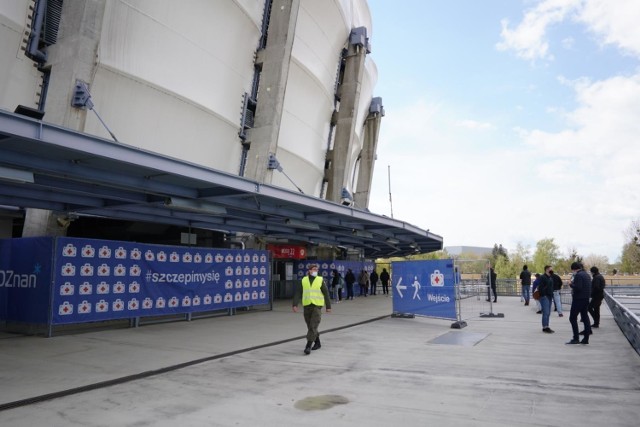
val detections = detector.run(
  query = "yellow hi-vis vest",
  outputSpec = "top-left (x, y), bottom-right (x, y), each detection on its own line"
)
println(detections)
top-left (302, 275), bottom-right (325, 306)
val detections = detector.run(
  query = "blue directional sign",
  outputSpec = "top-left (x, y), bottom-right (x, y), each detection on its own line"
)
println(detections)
top-left (391, 259), bottom-right (457, 320)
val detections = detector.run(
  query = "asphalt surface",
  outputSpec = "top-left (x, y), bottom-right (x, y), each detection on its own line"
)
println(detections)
top-left (0, 295), bottom-right (639, 426)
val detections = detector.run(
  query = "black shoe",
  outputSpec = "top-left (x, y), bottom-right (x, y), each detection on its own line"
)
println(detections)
top-left (542, 327), bottom-right (554, 333)
top-left (592, 324), bottom-right (599, 328)
top-left (486, 299), bottom-right (490, 302)
top-left (536, 311), bottom-right (542, 314)
top-left (311, 341), bottom-right (321, 351)
top-left (566, 339), bottom-right (580, 345)
top-left (578, 330), bottom-right (593, 335)
top-left (493, 300), bottom-right (497, 303)
top-left (580, 339), bottom-right (589, 345)
top-left (304, 342), bottom-right (312, 355)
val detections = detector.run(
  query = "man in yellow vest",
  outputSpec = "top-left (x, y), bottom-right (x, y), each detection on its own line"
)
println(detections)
top-left (292, 264), bottom-right (332, 355)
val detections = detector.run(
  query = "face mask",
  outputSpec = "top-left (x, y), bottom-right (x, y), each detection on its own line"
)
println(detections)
top-left (311, 271), bottom-right (318, 277)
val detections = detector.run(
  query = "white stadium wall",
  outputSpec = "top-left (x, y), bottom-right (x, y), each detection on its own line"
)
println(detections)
top-left (274, 0), bottom-right (376, 196)
top-left (89, 0), bottom-right (264, 173)
top-left (0, 0), bottom-right (46, 114)
top-left (1, 0), bottom-right (378, 198)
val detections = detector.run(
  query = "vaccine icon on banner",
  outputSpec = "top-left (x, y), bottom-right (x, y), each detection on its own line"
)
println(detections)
top-left (59, 301), bottom-right (73, 315)
top-left (81, 245), bottom-right (94, 258)
top-left (131, 248), bottom-right (141, 260)
top-left (78, 300), bottom-right (91, 314)
top-left (63, 243), bottom-right (77, 257)
top-left (430, 270), bottom-right (445, 287)
top-left (96, 300), bottom-right (109, 313)
top-left (60, 282), bottom-right (74, 295)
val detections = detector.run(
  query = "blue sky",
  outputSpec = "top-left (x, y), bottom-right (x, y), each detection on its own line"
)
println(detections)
top-left (367, 0), bottom-right (640, 262)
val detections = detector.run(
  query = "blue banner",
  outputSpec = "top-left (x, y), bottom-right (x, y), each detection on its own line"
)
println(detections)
top-left (391, 259), bottom-right (457, 320)
top-left (293, 260), bottom-right (375, 282)
top-left (0, 237), bottom-right (53, 324)
top-left (51, 238), bottom-right (270, 324)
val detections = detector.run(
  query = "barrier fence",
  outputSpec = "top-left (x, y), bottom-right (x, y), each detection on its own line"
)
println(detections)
top-left (604, 287), bottom-right (640, 356)
top-left (0, 237), bottom-right (272, 336)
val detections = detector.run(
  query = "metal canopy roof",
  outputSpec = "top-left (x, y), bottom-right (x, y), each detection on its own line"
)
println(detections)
top-left (0, 109), bottom-right (442, 257)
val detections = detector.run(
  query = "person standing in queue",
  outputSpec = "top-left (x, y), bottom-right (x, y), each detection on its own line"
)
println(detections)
top-left (380, 268), bottom-right (390, 296)
top-left (369, 269), bottom-right (379, 295)
top-left (520, 265), bottom-right (532, 305)
top-left (358, 269), bottom-right (369, 297)
top-left (486, 267), bottom-right (497, 303)
top-left (550, 268), bottom-right (564, 317)
top-left (588, 266), bottom-right (606, 329)
top-left (538, 266), bottom-right (555, 334)
top-left (345, 268), bottom-right (356, 300)
top-left (566, 262), bottom-right (592, 345)
top-left (292, 264), bottom-right (332, 355)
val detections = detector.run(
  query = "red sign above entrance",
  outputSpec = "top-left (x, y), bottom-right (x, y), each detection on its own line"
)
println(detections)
top-left (267, 244), bottom-right (306, 259)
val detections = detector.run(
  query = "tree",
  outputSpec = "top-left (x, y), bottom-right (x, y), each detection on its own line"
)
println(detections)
top-left (620, 242), bottom-right (640, 274)
top-left (620, 219), bottom-right (640, 273)
top-left (583, 254), bottom-right (609, 271)
top-left (554, 247), bottom-right (582, 275)
top-left (510, 242), bottom-right (531, 271)
top-left (494, 254), bottom-right (518, 279)
top-left (532, 238), bottom-right (560, 273)
top-left (490, 243), bottom-right (508, 266)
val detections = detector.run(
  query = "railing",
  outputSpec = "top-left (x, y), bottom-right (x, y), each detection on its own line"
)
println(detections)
top-left (604, 287), bottom-right (640, 356)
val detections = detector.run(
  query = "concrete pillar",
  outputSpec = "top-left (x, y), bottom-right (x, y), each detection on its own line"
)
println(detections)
top-left (243, 0), bottom-right (300, 184)
top-left (325, 33), bottom-right (367, 203)
top-left (354, 111), bottom-right (382, 209)
top-left (22, 0), bottom-right (106, 237)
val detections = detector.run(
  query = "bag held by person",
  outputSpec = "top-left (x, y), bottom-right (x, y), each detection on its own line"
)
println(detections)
top-left (533, 290), bottom-right (540, 300)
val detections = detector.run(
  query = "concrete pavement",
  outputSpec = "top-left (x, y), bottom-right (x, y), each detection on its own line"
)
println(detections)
top-left (0, 295), bottom-right (639, 426)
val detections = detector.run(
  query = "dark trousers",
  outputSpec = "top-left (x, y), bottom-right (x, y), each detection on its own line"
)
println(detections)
top-left (382, 282), bottom-right (389, 294)
top-left (487, 285), bottom-right (497, 301)
top-left (359, 284), bottom-right (368, 296)
top-left (569, 298), bottom-right (591, 340)
top-left (303, 305), bottom-right (322, 342)
top-left (370, 282), bottom-right (377, 295)
top-left (346, 283), bottom-right (354, 299)
top-left (588, 297), bottom-right (603, 326)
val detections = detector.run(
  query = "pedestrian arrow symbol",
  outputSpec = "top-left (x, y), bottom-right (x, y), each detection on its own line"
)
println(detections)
top-left (395, 276), bottom-right (407, 298)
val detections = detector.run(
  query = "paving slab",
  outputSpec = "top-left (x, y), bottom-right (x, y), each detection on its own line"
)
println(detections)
top-left (0, 296), bottom-right (639, 426)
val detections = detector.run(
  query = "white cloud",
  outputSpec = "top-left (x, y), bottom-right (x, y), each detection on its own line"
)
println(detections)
top-left (561, 37), bottom-right (575, 49)
top-left (495, 0), bottom-right (581, 60)
top-left (497, 0), bottom-right (640, 61)
top-left (456, 119), bottom-right (495, 131)
top-left (370, 73), bottom-right (640, 261)
top-left (577, 0), bottom-right (640, 57)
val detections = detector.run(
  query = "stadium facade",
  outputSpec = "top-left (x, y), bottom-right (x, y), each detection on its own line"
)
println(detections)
top-left (0, 0), bottom-right (442, 259)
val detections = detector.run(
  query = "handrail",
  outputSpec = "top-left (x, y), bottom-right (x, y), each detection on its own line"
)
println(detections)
top-left (604, 290), bottom-right (640, 357)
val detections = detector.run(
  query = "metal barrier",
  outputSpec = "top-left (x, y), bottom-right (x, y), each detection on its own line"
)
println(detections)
top-left (604, 288), bottom-right (640, 356)
top-left (457, 282), bottom-right (503, 321)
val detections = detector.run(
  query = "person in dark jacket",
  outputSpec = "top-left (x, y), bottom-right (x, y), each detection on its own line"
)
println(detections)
top-left (486, 267), bottom-right (497, 303)
top-left (520, 265), bottom-right (532, 305)
top-left (344, 268), bottom-right (356, 300)
top-left (566, 262), bottom-right (592, 345)
top-left (369, 269), bottom-right (379, 295)
top-left (588, 266), bottom-right (606, 328)
top-left (551, 269), bottom-right (564, 317)
top-left (331, 269), bottom-right (342, 303)
top-left (380, 268), bottom-right (390, 295)
top-left (538, 266), bottom-right (555, 333)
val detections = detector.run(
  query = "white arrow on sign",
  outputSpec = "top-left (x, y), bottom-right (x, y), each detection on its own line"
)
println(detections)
top-left (396, 276), bottom-right (407, 298)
